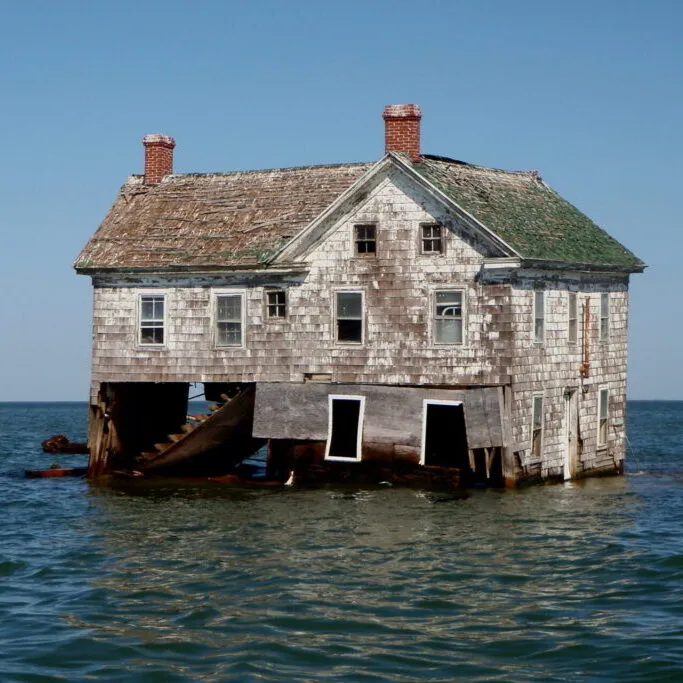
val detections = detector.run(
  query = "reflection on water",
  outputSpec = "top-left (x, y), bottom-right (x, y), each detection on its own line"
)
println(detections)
top-left (2, 402), bottom-right (683, 681)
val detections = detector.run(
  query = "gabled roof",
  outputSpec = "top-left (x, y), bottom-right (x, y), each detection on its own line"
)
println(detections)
top-left (75, 154), bottom-right (644, 273)
top-left (414, 156), bottom-right (644, 269)
top-left (74, 163), bottom-right (372, 271)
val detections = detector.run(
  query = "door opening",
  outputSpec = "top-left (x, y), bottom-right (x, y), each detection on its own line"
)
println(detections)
top-left (326, 395), bottom-right (365, 462)
top-left (564, 387), bottom-right (579, 480)
top-left (421, 401), bottom-right (469, 468)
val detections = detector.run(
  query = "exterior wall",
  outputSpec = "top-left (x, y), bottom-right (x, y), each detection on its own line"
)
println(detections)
top-left (89, 169), bottom-right (512, 397)
top-left (86, 168), bottom-right (633, 482)
top-left (507, 275), bottom-right (629, 480)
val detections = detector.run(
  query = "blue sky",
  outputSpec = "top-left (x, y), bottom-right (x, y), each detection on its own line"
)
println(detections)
top-left (0, 0), bottom-right (680, 400)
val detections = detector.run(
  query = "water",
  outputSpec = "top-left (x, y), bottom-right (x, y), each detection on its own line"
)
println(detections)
top-left (1, 401), bottom-right (682, 681)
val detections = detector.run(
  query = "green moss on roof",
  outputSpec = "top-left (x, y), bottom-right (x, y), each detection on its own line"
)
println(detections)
top-left (414, 158), bottom-right (644, 268)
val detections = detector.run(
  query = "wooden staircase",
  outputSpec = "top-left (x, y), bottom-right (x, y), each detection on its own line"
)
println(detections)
top-left (135, 385), bottom-right (256, 473)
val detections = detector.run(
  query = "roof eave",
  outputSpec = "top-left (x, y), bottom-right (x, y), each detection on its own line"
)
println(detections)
top-left (518, 258), bottom-right (646, 274)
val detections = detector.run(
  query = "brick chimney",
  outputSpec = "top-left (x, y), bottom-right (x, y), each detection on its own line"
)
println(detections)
top-left (382, 104), bottom-right (422, 161)
top-left (142, 134), bottom-right (176, 184)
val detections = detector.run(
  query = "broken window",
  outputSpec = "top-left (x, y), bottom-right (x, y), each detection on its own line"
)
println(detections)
top-left (600, 292), bottom-right (610, 341)
top-left (534, 290), bottom-right (545, 344)
top-left (421, 224), bottom-right (443, 254)
top-left (568, 292), bottom-right (578, 344)
top-left (140, 295), bottom-right (165, 345)
top-left (336, 292), bottom-right (363, 343)
top-left (598, 388), bottom-right (609, 447)
top-left (216, 294), bottom-right (243, 346)
top-left (266, 290), bottom-right (286, 318)
top-left (434, 290), bottom-right (463, 344)
top-left (354, 224), bottom-right (376, 255)
top-left (326, 395), bottom-right (364, 461)
top-left (531, 394), bottom-right (543, 459)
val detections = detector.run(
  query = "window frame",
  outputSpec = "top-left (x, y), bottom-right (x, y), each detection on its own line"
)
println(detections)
top-left (420, 223), bottom-right (444, 255)
top-left (213, 290), bottom-right (246, 348)
top-left (568, 292), bottom-right (578, 344)
top-left (432, 288), bottom-right (465, 346)
top-left (531, 393), bottom-right (544, 459)
top-left (325, 394), bottom-right (365, 462)
top-left (600, 292), bottom-right (610, 342)
top-left (265, 289), bottom-right (287, 320)
top-left (533, 290), bottom-right (545, 345)
top-left (334, 289), bottom-right (365, 345)
top-left (597, 387), bottom-right (609, 448)
top-left (420, 399), bottom-right (463, 465)
top-left (353, 223), bottom-right (377, 256)
top-left (138, 293), bottom-right (167, 347)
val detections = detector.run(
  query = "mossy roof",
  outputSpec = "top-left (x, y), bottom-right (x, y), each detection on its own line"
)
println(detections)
top-left (414, 156), bottom-right (644, 269)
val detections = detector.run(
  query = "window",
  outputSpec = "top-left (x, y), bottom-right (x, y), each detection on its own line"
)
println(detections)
top-left (531, 394), bottom-right (543, 459)
top-left (568, 292), bottom-right (578, 344)
top-left (434, 290), bottom-right (463, 344)
top-left (266, 290), bottom-right (286, 318)
top-left (600, 292), bottom-right (609, 341)
top-left (534, 290), bottom-right (545, 344)
top-left (139, 295), bottom-right (165, 345)
top-left (421, 224), bottom-right (443, 254)
top-left (216, 293), bottom-right (243, 346)
top-left (336, 292), bottom-right (363, 343)
top-left (325, 395), bottom-right (365, 461)
top-left (598, 388), bottom-right (609, 447)
top-left (354, 224), bottom-right (376, 255)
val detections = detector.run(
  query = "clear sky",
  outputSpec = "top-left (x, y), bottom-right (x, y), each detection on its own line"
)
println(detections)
top-left (0, 0), bottom-right (680, 400)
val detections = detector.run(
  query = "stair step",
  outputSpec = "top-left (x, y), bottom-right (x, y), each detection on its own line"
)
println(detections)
top-left (181, 424), bottom-right (196, 434)
top-left (154, 442), bottom-right (173, 452)
top-left (208, 403), bottom-right (222, 413)
top-left (168, 433), bottom-right (185, 442)
top-left (139, 452), bottom-right (159, 462)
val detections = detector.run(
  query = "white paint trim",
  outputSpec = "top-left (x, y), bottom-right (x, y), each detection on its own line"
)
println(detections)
top-left (430, 287), bottom-right (466, 347)
top-left (211, 288), bottom-right (247, 349)
top-left (325, 394), bottom-right (366, 462)
top-left (138, 291), bottom-right (168, 347)
top-left (420, 399), bottom-right (464, 466)
top-left (333, 288), bottom-right (365, 346)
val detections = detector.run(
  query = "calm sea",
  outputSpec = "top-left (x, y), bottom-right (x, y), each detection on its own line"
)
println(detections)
top-left (1, 401), bottom-right (682, 681)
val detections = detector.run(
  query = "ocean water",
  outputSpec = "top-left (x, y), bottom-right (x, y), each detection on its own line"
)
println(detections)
top-left (0, 401), bottom-right (682, 681)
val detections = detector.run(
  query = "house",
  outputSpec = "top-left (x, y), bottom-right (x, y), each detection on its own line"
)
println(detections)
top-left (74, 104), bottom-right (644, 486)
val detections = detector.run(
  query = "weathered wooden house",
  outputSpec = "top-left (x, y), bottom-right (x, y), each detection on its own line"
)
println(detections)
top-left (74, 105), bottom-right (644, 486)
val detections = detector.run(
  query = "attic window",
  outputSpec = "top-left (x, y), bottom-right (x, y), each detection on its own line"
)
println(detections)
top-left (421, 224), bottom-right (443, 254)
top-left (266, 290), bottom-right (286, 318)
top-left (354, 224), bottom-right (376, 255)
top-left (139, 295), bottom-right (165, 345)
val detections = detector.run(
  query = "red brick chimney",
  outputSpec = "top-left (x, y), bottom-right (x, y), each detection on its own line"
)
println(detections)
top-left (142, 134), bottom-right (176, 184)
top-left (382, 104), bottom-right (422, 161)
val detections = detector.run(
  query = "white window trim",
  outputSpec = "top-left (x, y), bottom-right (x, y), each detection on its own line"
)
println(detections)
top-left (431, 287), bottom-right (466, 346)
top-left (420, 399), bottom-right (463, 465)
top-left (138, 291), bottom-right (168, 347)
top-left (597, 386), bottom-right (609, 449)
top-left (212, 289), bottom-right (247, 349)
top-left (325, 394), bottom-right (366, 462)
top-left (334, 289), bottom-right (365, 345)
top-left (533, 290), bottom-right (545, 345)
top-left (600, 292), bottom-right (610, 342)
top-left (568, 291), bottom-right (578, 345)
top-left (531, 393), bottom-right (544, 458)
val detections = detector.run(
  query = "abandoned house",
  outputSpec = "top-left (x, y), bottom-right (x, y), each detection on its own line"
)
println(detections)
top-left (73, 104), bottom-right (644, 487)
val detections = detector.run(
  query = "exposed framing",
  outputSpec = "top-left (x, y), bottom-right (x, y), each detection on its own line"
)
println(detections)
top-left (138, 291), bottom-right (167, 347)
top-left (334, 289), bottom-right (365, 345)
top-left (325, 394), bottom-right (366, 462)
top-left (212, 289), bottom-right (247, 348)
top-left (420, 399), bottom-right (463, 465)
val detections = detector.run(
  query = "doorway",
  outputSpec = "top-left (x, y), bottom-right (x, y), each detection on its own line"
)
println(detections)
top-left (564, 388), bottom-right (579, 480)
top-left (325, 395), bottom-right (365, 461)
top-left (421, 400), bottom-right (469, 468)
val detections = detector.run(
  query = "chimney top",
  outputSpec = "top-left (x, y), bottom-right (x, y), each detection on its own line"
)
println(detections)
top-left (142, 134), bottom-right (175, 184)
top-left (382, 104), bottom-right (422, 161)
